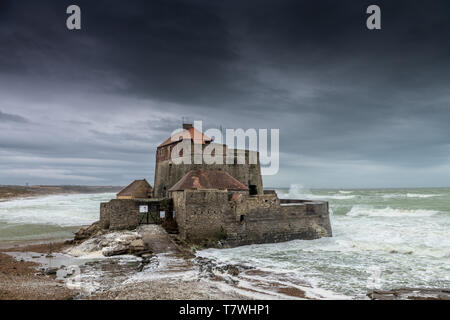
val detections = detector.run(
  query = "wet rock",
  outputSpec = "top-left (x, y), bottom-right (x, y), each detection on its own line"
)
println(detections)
top-left (43, 267), bottom-right (58, 275)
top-left (100, 232), bottom-right (145, 256)
top-left (368, 288), bottom-right (450, 300)
top-left (102, 244), bottom-right (129, 257)
top-left (195, 257), bottom-right (241, 279)
top-left (74, 221), bottom-right (102, 241)
top-left (66, 230), bottom-right (144, 257)
top-left (137, 253), bottom-right (156, 271)
top-left (223, 276), bottom-right (238, 285)
top-left (65, 237), bottom-right (102, 256)
top-left (117, 234), bottom-right (140, 245)
top-left (129, 239), bottom-right (145, 252)
top-left (141, 253), bottom-right (153, 259)
top-left (226, 265), bottom-right (240, 277)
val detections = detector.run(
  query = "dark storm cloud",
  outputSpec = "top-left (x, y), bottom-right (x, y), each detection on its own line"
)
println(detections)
top-left (1, 0), bottom-right (450, 187)
top-left (0, 110), bottom-right (29, 123)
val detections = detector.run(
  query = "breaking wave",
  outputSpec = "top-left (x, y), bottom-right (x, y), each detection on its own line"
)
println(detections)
top-left (279, 185), bottom-right (355, 200)
top-left (0, 193), bottom-right (114, 227)
top-left (406, 193), bottom-right (441, 198)
top-left (346, 206), bottom-right (439, 217)
top-left (382, 193), bottom-right (442, 199)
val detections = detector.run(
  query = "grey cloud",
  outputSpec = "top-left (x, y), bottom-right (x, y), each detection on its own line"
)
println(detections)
top-left (0, 0), bottom-right (450, 187)
top-left (0, 110), bottom-right (29, 123)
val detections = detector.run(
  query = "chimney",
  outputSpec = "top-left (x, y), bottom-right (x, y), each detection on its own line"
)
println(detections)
top-left (183, 123), bottom-right (193, 130)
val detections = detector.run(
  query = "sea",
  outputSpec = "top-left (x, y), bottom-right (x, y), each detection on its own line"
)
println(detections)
top-left (0, 187), bottom-right (449, 298)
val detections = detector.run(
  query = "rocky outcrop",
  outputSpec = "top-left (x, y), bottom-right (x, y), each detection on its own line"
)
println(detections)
top-left (66, 231), bottom-right (150, 257)
top-left (129, 239), bottom-right (145, 252)
top-left (67, 224), bottom-right (183, 258)
top-left (74, 221), bottom-right (103, 241)
top-left (102, 244), bottom-right (129, 257)
top-left (102, 238), bottom-right (146, 257)
top-left (368, 288), bottom-right (450, 300)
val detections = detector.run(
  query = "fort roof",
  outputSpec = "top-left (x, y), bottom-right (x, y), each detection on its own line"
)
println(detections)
top-left (169, 169), bottom-right (249, 192)
top-left (117, 179), bottom-right (152, 198)
top-left (158, 125), bottom-right (212, 148)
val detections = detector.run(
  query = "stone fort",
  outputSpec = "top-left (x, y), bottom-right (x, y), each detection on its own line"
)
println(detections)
top-left (100, 123), bottom-right (332, 247)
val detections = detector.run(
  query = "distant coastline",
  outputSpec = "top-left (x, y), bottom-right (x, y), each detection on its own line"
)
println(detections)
top-left (0, 185), bottom-right (123, 201)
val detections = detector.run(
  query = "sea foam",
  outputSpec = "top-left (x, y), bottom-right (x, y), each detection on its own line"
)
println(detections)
top-left (382, 193), bottom-right (441, 199)
top-left (280, 185), bottom-right (355, 200)
top-left (0, 193), bottom-right (114, 226)
top-left (346, 206), bottom-right (439, 217)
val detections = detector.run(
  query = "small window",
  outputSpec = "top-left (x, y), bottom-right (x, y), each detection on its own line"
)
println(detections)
top-left (240, 215), bottom-right (245, 222)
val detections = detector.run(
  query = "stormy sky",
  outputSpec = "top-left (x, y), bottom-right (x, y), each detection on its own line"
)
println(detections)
top-left (1, 0), bottom-right (450, 188)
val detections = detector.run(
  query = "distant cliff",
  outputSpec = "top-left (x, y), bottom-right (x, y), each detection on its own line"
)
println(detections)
top-left (0, 185), bottom-right (123, 200)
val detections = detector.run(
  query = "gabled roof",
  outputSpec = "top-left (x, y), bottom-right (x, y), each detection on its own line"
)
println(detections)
top-left (169, 170), bottom-right (249, 192)
top-left (158, 127), bottom-right (212, 148)
top-left (117, 179), bottom-right (152, 196)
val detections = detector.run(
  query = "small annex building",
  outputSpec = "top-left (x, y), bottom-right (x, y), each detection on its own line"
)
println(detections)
top-left (116, 179), bottom-right (153, 199)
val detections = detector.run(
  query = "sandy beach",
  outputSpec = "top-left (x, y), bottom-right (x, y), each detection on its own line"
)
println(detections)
top-left (0, 240), bottom-right (257, 300)
top-left (0, 222), bottom-right (314, 301)
top-left (0, 242), bottom-right (75, 299)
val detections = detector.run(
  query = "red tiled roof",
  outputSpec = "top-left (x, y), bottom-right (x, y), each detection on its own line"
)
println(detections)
top-left (158, 127), bottom-right (212, 148)
top-left (169, 170), bottom-right (249, 192)
top-left (117, 179), bottom-right (152, 196)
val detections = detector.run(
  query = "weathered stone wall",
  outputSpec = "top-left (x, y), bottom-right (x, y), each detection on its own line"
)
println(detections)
top-left (172, 191), bottom-right (186, 238)
top-left (100, 198), bottom-right (175, 231)
top-left (100, 199), bottom-right (139, 230)
top-left (172, 190), bottom-right (332, 246)
top-left (225, 196), bottom-right (332, 246)
top-left (172, 190), bottom-right (230, 241)
top-left (154, 146), bottom-right (263, 198)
